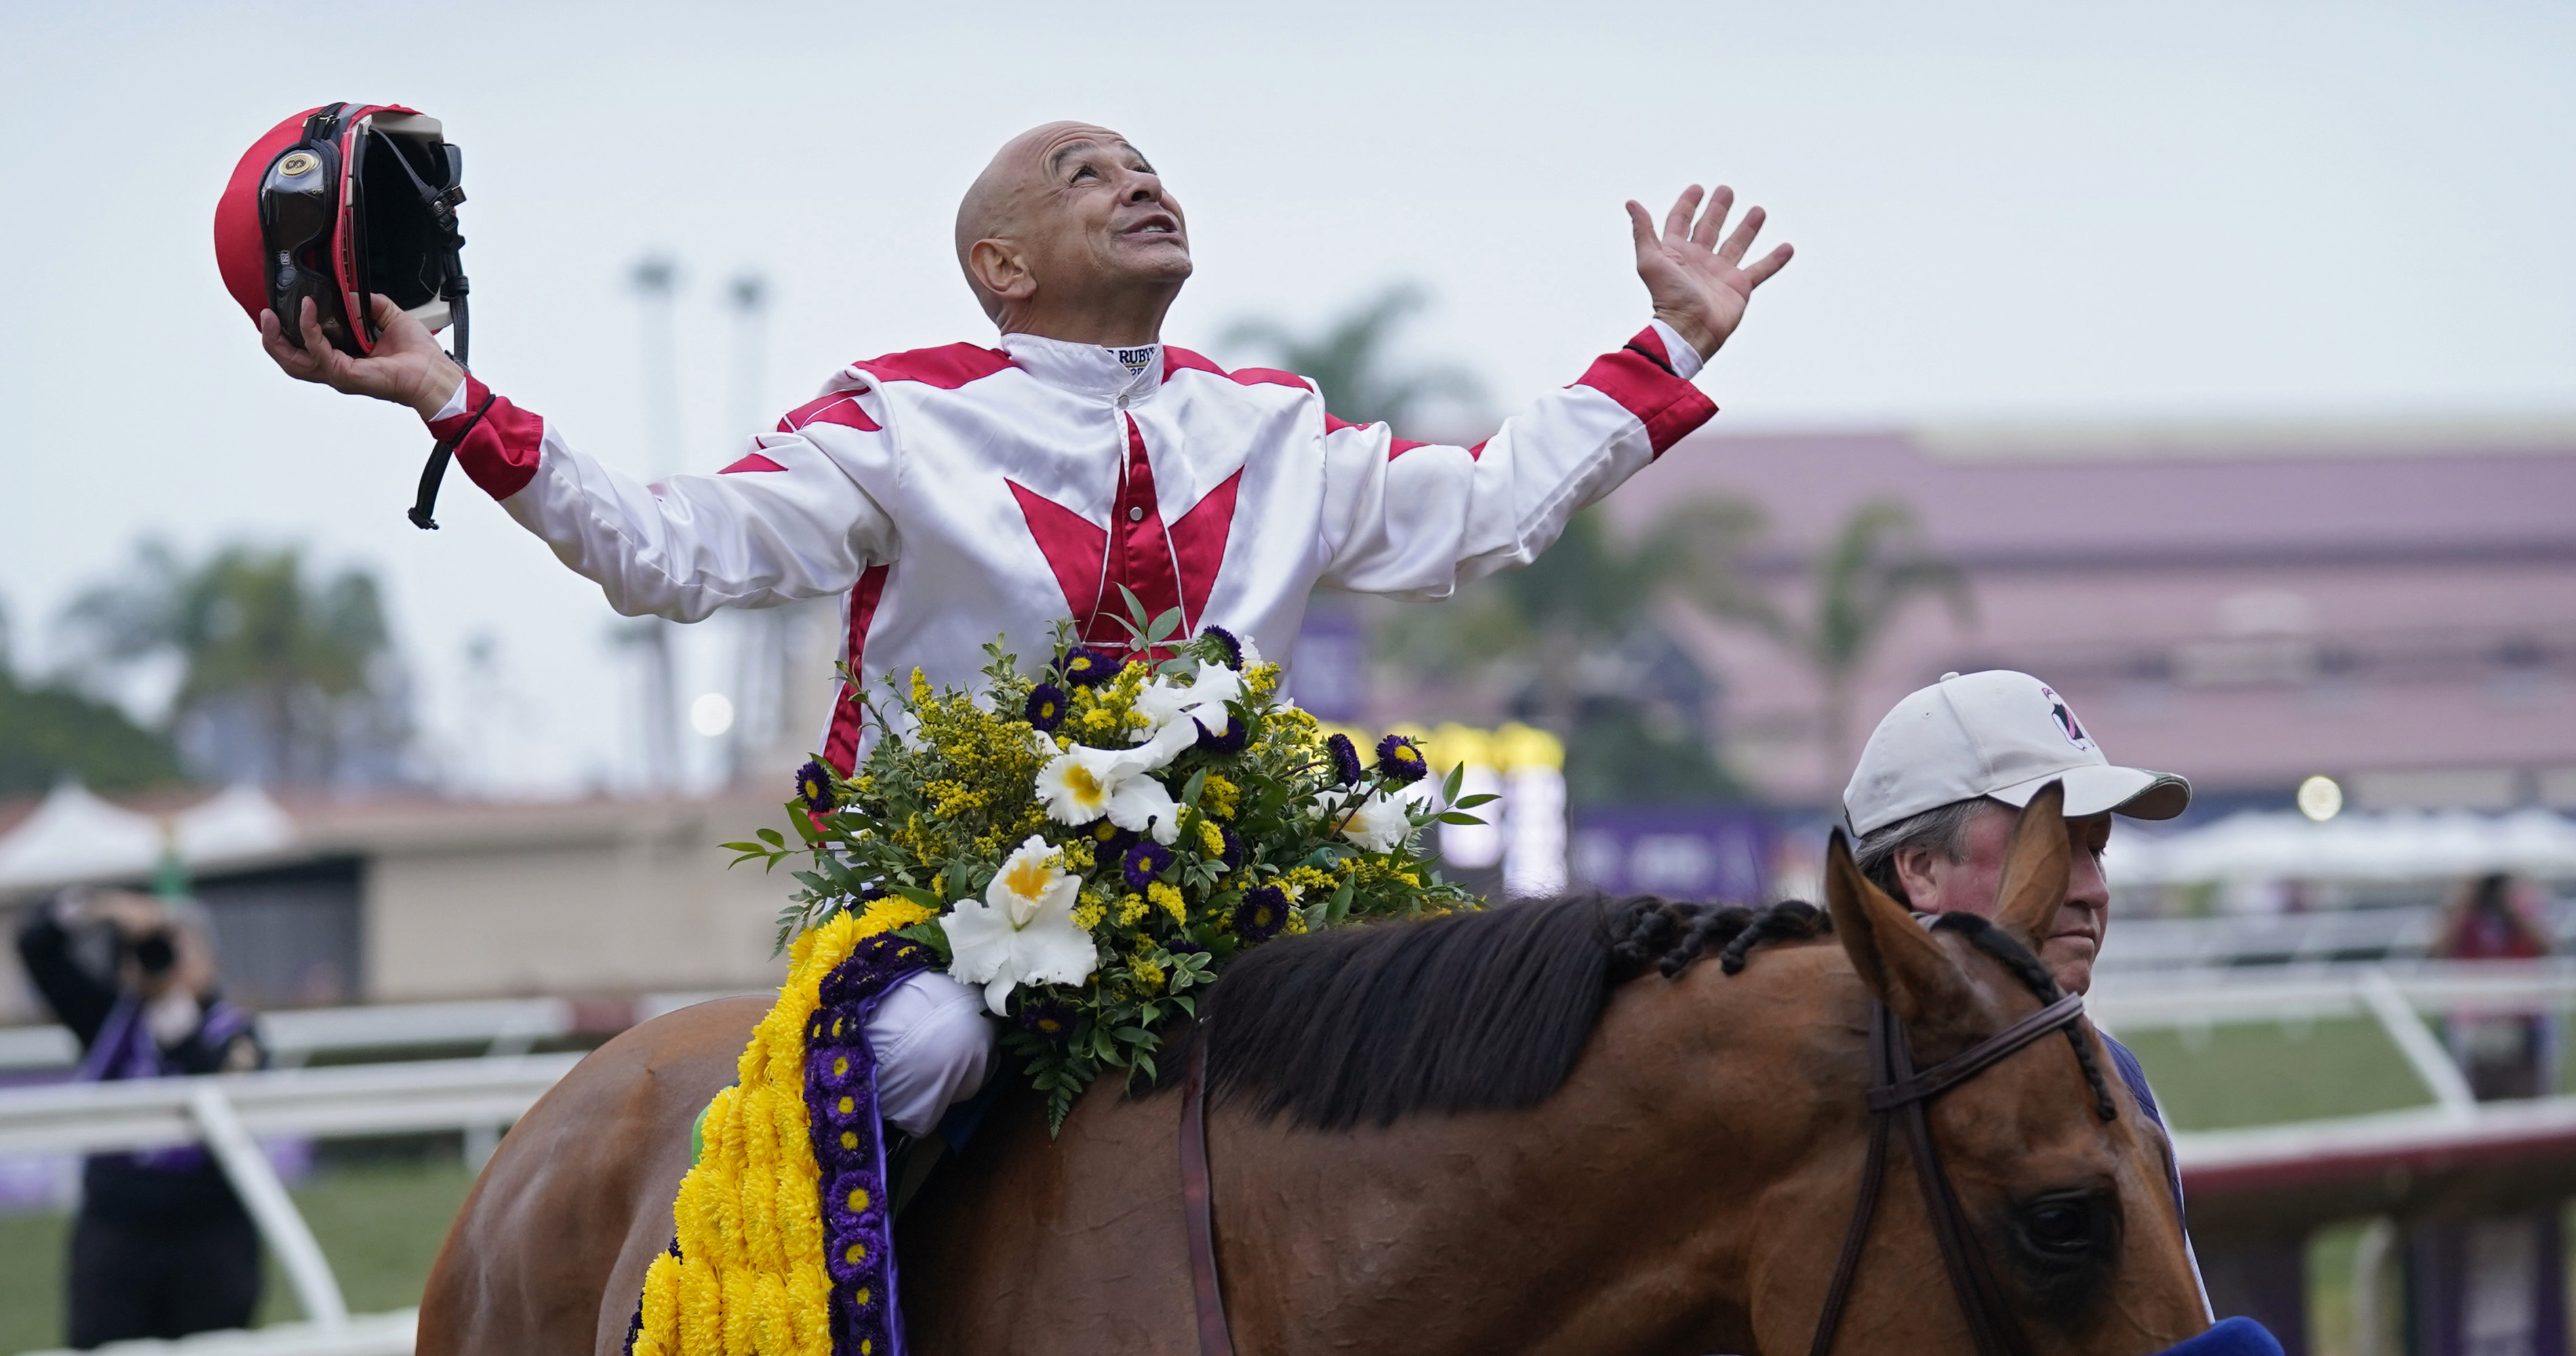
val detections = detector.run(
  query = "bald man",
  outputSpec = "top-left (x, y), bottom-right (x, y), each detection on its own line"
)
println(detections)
top-left (260, 120), bottom-right (1792, 1136)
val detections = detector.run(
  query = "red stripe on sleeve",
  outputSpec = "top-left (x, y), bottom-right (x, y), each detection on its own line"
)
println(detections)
top-left (429, 376), bottom-right (548, 500)
top-left (718, 453), bottom-right (786, 474)
top-left (1573, 328), bottom-right (1720, 457)
top-left (821, 563), bottom-right (893, 776)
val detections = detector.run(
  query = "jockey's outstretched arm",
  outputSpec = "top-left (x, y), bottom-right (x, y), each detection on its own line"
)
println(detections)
top-left (1315, 182), bottom-right (1792, 599)
top-left (260, 294), bottom-right (893, 624)
top-left (413, 368), bottom-right (895, 622)
top-left (1310, 317), bottom-right (1709, 599)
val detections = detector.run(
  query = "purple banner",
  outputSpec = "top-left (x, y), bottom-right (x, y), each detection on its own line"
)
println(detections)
top-left (1567, 807), bottom-right (1774, 903)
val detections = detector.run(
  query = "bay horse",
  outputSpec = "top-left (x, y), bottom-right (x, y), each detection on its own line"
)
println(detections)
top-left (421, 787), bottom-right (2209, 1355)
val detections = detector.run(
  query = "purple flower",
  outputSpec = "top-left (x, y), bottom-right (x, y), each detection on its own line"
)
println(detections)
top-left (1122, 840), bottom-right (1174, 891)
top-left (1375, 734), bottom-right (1428, 784)
top-left (826, 1229), bottom-right (881, 1285)
top-left (1089, 820), bottom-right (1138, 862)
top-left (826, 1168), bottom-right (885, 1232)
top-left (1234, 885), bottom-right (1291, 942)
top-left (1199, 625), bottom-right (1244, 669)
top-left (795, 759), bottom-right (839, 812)
top-left (1324, 733), bottom-right (1363, 786)
top-left (1215, 824), bottom-right (1245, 871)
top-left (1018, 995), bottom-right (1077, 1044)
top-left (809, 1043), bottom-right (866, 1094)
top-left (1194, 714), bottom-right (1248, 754)
top-left (1024, 683), bottom-right (1068, 732)
top-left (1058, 645), bottom-right (1119, 688)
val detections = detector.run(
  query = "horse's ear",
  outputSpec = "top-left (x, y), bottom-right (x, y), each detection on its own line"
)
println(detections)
top-left (1824, 829), bottom-right (1974, 1027)
top-left (1990, 780), bottom-right (2072, 949)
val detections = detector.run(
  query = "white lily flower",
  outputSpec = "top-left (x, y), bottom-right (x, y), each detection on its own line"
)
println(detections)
top-left (1127, 716), bottom-right (1202, 774)
top-left (1034, 744), bottom-right (1131, 824)
top-left (1331, 790), bottom-right (1414, 854)
top-left (1105, 772), bottom-right (1182, 843)
top-left (942, 835), bottom-right (1097, 1016)
top-left (1034, 743), bottom-right (1184, 843)
top-left (1129, 664), bottom-right (1244, 745)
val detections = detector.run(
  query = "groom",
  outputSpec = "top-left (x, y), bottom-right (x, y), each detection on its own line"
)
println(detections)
top-left (258, 117), bottom-right (1793, 1138)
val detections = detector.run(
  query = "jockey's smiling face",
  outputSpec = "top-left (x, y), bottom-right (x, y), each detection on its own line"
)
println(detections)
top-left (956, 122), bottom-right (1193, 348)
top-left (1895, 807), bottom-right (2116, 996)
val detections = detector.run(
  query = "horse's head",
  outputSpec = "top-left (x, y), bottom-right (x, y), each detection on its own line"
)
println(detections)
top-left (1789, 782), bottom-right (2207, 1355)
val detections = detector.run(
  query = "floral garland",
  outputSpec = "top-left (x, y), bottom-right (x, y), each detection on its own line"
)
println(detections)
top-left (628, 900), bottom-right (936, 1356)
top-left (729, 611), bottom-right (1487, 1131)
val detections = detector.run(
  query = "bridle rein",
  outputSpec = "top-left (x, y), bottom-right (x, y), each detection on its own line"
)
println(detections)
top-left (1175, 989), bottom-right (2099, 1356)
top-left (1807, 990), bottom-right (2095, 1356)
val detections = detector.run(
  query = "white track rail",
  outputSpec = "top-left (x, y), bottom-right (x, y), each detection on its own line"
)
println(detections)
top-left (0, 1056), bottom-right (583, 1356)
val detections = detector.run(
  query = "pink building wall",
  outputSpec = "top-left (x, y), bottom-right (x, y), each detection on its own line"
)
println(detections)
top-left (1594, 422), bottom-right (2576, 808)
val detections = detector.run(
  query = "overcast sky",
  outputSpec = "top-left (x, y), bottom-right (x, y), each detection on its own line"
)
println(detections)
top-left (1, 0), bottom-right (2569, 795)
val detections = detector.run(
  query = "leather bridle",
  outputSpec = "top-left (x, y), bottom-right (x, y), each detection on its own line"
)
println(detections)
top-left (1806, 991), bottom-right (2092, 1356)
top-left (1178, 990), bottom-right (2095, 1356)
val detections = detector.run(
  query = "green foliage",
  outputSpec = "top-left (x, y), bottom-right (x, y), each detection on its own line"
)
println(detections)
top-left (1716, 498), bottom-right (1974, 772)
top-left (60, 540), bottom-right (405, 784)
top-left (730, 614), bottom-right (1478, 1132)
top-left (1222, 284), bottom-right (1483, 429)
top-left (0, 677), bottom-right (184, 795)
top-left (1375, 498), bottom-right (1769, 803)
top-left (0, 599), bottom-right (184, 794)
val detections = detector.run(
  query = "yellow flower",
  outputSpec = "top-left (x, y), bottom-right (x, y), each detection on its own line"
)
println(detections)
top-left (1198, 820), bottom-right (1228, 860)
top-left (1131, 957), bottom-right (1166, 991)
top-left (1073, 895), bottom-right (1107, 930)
top-left (1199, 774), bottom-right (1239, 820)
top-left (852, 895), bottom-right (936, 938)
top-left (1148, 881), bottom-right (1186, 924)
top-left (1116, 893), bottom-right (1149, 926)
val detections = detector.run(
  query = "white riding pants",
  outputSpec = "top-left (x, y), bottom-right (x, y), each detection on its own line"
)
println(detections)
top-left (861, 970), bottom-right (999, 1137)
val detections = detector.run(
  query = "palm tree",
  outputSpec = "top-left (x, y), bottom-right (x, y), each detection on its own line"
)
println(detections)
top-left (1720, 500), bottom-right (1975, 778)
top-left (0, 601), bottom-right (182, 794)
top-left (1374, 495), bottom-right (1772, 802)
top-left (60, 541), bottom-right (407, 786)
top-left (1222, 284), bottom-right (1483, 429)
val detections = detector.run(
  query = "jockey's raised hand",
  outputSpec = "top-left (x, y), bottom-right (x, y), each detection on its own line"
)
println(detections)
top-left (1628, 184), bottom-right (1794, 361)
top-left (260, 295), bottom-right (465, 420)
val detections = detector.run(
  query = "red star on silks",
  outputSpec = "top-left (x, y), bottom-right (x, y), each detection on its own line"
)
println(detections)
top-left (1009, 415), bottom-right (1239, 649)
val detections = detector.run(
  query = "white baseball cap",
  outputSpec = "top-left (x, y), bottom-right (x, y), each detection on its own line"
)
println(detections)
top-left (1842, 670), bottom-right (2190, 837)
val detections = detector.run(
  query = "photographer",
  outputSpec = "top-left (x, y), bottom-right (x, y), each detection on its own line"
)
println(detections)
top-left (16, 888), bottom-right (264, 1348)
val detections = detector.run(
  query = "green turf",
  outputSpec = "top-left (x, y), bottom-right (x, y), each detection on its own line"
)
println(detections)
top-left (0, 1159), bottom-right (475, 1355)
top-left (0, 1209), bottom-right (71, 1356)
top-left (2112, 1016), bottom-right (2438, 1131)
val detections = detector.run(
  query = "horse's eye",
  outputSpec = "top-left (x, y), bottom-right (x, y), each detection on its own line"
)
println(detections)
top-left (2023, 1201), bottom-right (2092, 1253)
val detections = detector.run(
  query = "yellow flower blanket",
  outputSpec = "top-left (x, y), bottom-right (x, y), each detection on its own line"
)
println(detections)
top-left (627, 904), bottom-right (935, 1356)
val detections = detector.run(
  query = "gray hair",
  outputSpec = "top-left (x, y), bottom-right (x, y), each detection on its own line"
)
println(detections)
top-left (1853, 797), bottom-right (2005, 905)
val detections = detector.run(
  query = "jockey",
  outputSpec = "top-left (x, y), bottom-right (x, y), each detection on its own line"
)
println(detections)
top-left (258, 120), bottom-right (1792, 1139)
top-left (1843, 669), bottom-right (2211, 1311)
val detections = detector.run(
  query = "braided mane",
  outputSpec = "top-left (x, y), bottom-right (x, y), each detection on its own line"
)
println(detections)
top-left (1173, 894), bottom-right (1832, 1130)
top-left (1161, 892), bottom-right (2119, 1131)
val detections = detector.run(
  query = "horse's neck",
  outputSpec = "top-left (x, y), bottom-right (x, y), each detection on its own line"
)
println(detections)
top-left (1215, 943), bottom-right (1856, 1356)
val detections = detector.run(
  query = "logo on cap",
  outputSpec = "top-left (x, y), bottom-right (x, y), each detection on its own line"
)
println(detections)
top-left (2039, 685), bottom-right (2094, 751)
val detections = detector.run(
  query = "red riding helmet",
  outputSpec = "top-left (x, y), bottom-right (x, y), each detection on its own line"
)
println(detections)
top-left (213, 103), bottom-right (468, 358)
top-left (216, 103), bottom-right (481, 529)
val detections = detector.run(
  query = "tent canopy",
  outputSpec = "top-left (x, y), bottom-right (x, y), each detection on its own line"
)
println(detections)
top-left (0, 783), bottom-right (298, 894)
top-left (2106, 807), bottom-right (2576, 886)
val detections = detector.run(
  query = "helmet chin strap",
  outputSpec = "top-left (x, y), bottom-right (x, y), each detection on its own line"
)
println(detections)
top-left (399, 134), bottom-right (472, 530)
